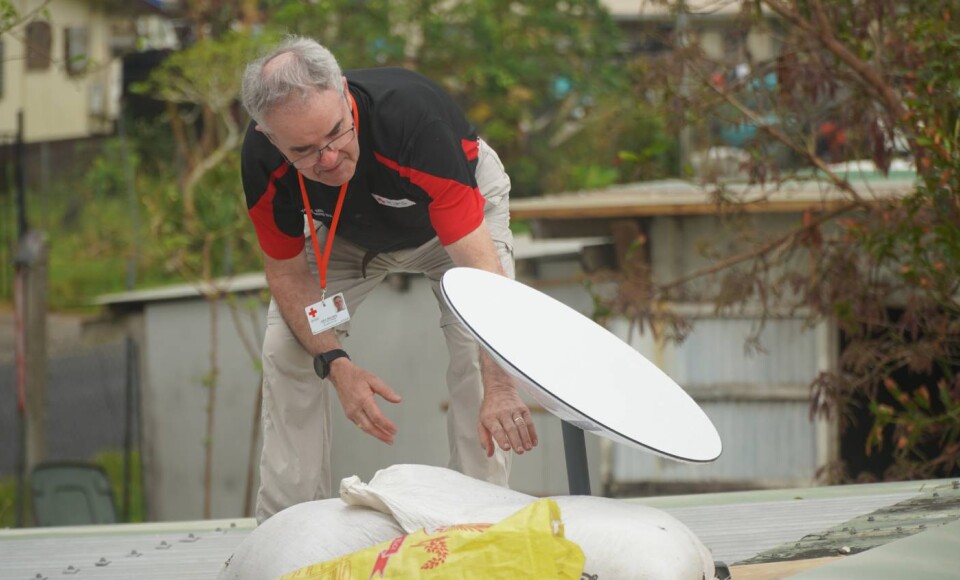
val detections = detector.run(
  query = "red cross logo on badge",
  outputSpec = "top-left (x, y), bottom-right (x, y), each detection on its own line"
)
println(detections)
top-left (308, 307), bottom-right (317, 318)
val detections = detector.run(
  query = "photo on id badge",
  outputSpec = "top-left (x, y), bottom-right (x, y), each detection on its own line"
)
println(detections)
top-left (305, 292), bottom-right (351, 335)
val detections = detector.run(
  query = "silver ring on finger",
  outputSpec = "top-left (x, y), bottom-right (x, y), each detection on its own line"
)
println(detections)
top-left (513, 415), bottom-right (525, 424)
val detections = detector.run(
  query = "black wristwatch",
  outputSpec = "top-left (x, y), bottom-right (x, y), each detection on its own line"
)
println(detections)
top-left (314, 349), bottom-right (350, 379)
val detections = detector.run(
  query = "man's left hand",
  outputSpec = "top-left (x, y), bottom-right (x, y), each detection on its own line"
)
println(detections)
top-left (445, 221), bottom-right (538, 456)
top-left (478, 386), bottom-right (538, 457)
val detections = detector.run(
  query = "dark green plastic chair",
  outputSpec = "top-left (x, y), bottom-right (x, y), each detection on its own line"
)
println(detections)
top-left (30, 462), bottom-right (118, 526)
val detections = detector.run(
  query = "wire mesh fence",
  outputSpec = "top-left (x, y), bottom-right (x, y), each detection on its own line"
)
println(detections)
top-left (0, 328), bottom-right (130, 480)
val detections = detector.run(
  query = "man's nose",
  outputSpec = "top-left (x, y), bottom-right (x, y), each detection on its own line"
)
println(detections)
top-left (316, 149), bottom-right (341, 168)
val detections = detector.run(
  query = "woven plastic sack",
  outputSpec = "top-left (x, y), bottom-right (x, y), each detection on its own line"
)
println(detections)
top-left (278, 498), bottom-right (584, 579)
top-left (341, 464), bottom-right (714, 579)
top-left (217, 499), bottom-right (404, 579)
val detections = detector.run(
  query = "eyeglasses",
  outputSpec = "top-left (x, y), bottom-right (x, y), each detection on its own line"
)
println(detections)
top-left (284, 125), bottom-right (356, 169)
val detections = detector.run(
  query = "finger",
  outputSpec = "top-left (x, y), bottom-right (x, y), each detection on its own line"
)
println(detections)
top-left (356, 410), bottom-right (395, 445)
top-left (477, 424), bottom-right (494, 458)
top-left (490, 421), bottom-right (513, 453)
top-left (367, 422), bottom-right (395, 445)
top-left (370, 378), bottom-right (402, 404)
top-left (357, 389), bottom-right (398, 436)
top-left (514, 411), bottom-right (535, 451)
top-left (502, 415), bottom-right (525, 454)
top-left (366, 417), bottom-right (396, 444)
top-left (523, 410), bottom-right (539, 448)
top-left (362, 401), bottom-right (398, 438)
top-left (353, 402), bottom-right (396, 443)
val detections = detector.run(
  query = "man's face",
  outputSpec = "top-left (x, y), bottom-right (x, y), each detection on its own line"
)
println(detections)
top-left (259, 81), bottom-right (359, 187)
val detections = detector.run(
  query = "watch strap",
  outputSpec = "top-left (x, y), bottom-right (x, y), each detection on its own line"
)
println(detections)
top-left (314, 349), bottom-right (350, 379)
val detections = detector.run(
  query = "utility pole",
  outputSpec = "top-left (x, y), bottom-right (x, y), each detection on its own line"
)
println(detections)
top-left (13, 110), bottom-right (49, 527)
top-left (13, 109), bottom-right (26, 528)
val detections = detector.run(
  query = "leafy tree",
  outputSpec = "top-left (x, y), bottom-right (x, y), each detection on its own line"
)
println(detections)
top-left (264, 0), bottom-right (669, 195)
top-left (607, 0), bottom-right (959, 482)
top-left (0, 0), bottom-right (48, 33)
top-left (132, 24), bottom-right (271, 518)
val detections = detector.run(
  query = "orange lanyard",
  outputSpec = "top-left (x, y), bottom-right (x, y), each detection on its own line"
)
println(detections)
top-left (297, 91), bottom-right (359, 300)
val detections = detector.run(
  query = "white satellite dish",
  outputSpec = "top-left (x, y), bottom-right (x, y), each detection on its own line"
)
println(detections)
top-left (441, 267), bottom-right (721, 465)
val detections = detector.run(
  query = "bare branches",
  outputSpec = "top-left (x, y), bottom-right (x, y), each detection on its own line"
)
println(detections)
top-left (658, 202), bottom-right (859, 292)
top-left (691, 61), bottom-right (870, 205)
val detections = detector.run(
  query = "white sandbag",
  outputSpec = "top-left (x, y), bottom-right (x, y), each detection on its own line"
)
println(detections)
top-left (551, 495), bottom-right (714, 580)
top-left (341, 464), bottom-right (714, 580)
top-left (217, 498), bottom-right (404, 580)
top-left (340, 463), bottom-right (535, 530)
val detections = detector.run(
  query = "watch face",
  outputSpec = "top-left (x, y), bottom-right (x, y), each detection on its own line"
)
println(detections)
top-left (315, 350), bottom-right (348, 379)
top-left (314, 355), bottom-right (330, 379)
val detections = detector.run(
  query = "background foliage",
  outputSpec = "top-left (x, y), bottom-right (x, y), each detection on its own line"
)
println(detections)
top-left (6, 0), bottom-right (957, 490)
top-left (606, 0), bottom-right (960, 482)
top-left (265, 0), bottom-right (671, 196)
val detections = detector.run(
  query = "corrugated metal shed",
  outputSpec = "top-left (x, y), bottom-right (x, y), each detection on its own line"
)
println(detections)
top-left (87, 236), bottom-right (611, 522)
top-left (605, 314), bottom-right (831, 491)
top-left (505, 177), bottom-right (917, 494)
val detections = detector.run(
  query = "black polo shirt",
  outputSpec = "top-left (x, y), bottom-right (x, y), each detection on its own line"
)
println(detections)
top-left (242, 67), bottom-right (486, 260)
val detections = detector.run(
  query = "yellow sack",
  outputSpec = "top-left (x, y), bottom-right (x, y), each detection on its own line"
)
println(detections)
top-left (279, 499), bottom-right (584, 579)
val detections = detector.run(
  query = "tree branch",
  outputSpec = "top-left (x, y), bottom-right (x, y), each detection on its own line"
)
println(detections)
top-left (691, 61), bottom-right (869, 205)
top-left (183, 107), bottom-right (240, 222)
top-left (762, 0), bottom-right (905, 119)
top-left (658, 201), bottom-right (860, 291)
top-left (1, 0), bottom-right (51, 35)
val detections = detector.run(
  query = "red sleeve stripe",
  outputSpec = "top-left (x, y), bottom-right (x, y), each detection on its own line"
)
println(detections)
top-left (375, 152), bottom-right (485, 245)
top-left (461, 138), bottom-right (479, 162)
top-left (248, 162), bottom-right (305, 259)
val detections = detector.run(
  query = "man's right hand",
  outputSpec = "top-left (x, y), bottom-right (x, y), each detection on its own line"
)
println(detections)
top-left (328, 358), bottom-right (402, 444)
top-left (263, 250), bottom-right (401, 443)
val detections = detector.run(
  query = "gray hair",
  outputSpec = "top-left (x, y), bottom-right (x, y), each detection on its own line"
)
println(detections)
top-left (241, 36), bottom-right (344, 129)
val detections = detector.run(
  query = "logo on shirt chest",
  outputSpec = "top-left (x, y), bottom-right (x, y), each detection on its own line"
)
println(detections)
top-left (371, 193), bottom-right (417, 208)
top-left (307, 208), bottom-right (332, 219)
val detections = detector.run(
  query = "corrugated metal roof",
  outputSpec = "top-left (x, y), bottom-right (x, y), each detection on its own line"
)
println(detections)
top-left (94, 236), bottom-right (608, 308)
top-left (510, 176), bottom-right (916, 220)
top-left (657, 492), bottom-right (918, 564)
top-left (95, 273), bottom-right (267, 307)
top-left (746, 481), bottom-right (960, 564)
top-left (2, 479), bottom-right (956, 578)
top-left (512, 234), bottom-right (610, 261)
top-left (604, 0), bottom-right (756, 19)
top-left (634, 478), bottom-right (960, 565)
top-left (791, 518), bottom-right (960, 579)
top-left (0, 519), bottom-right (253, 580)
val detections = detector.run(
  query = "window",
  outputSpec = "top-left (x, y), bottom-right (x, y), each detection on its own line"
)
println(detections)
top-left (25, 21), bottom-right (52, 70)
top-left (64, 27), bottom-right (89, 76)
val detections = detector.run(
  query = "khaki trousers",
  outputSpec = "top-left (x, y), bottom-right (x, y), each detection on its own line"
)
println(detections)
top-left (256, 140), bottom-right (514, 523)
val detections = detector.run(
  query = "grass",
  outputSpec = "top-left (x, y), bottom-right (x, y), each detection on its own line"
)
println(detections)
top-left (0, 475), bottom-right (18, 528)
top-left (94, 449), bottom-right (145, 523)
top-left (0, 449), bottom-right (143, 529)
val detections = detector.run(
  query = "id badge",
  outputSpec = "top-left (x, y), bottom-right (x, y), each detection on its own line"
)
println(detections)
top-left (304, 292), bottom-right (351, 335)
